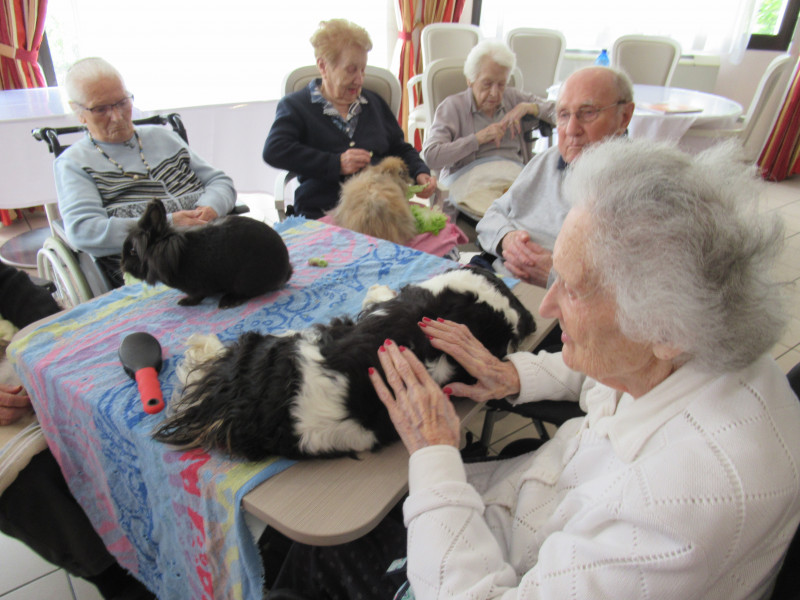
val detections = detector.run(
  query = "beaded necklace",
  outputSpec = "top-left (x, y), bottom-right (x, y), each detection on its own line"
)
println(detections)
top-left (89, 130), bottom-right (152, 181)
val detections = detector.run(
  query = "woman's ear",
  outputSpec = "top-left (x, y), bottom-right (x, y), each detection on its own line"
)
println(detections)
top-left (317, 57), bottom-right (327, 78)
top-left (653, 343), bottom-right (682, 362)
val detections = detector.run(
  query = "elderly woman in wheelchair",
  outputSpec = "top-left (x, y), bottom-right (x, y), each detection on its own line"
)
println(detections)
top-left (263, 19), bottom-right (436, 220)
top-left (421, 39), bottom-right (555, 220)
top-left (53, 57), bottom-right (236, 288)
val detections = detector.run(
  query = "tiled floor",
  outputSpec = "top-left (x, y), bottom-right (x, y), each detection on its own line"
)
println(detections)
top-left (0, 181), bottom-right (799, 599)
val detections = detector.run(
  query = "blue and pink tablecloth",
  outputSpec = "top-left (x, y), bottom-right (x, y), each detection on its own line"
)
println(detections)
top-left (8, 217), bottom-right (456, 599)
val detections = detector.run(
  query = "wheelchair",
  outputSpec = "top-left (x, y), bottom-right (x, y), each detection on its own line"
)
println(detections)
top-left (31, 114), bottom-right (245, 308)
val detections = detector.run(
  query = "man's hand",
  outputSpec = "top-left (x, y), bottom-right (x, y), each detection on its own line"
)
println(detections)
top-left (500, 230), bottom-right (553, 288)
top-left (0, 383), bottom-right (33, 426)
top-left (340, 148), bottom-right (372, 175)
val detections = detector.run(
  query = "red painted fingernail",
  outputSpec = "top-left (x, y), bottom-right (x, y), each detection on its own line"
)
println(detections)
top-left (422, 317), bottom-right (431, 322)
top-left (419, 322), bottom-right (427, 328)
top-left (426, 335), bottom-right (433, 340)
top-left (443, 387), bottom-right (452, 395)
top-left (399, 345), bottom-right (406, 352)
top-left (368, 367), bottom-right (375, 375)
top-left (379, 346), bottom-right (386, 353)
top-left (384, 339), bottom-right (392, 346)
top-left (437, 318), bottom-right (444, 323)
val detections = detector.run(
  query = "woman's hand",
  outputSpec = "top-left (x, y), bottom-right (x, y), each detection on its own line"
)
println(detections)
top-left (475, 122), bottom-right (508, 147)
top-left (419, 318), bottom-right (521, 402)
top-left (0, 383), bottom-right (33, 426)
top-left (368, 340), bottom-right (460, 454)
top-left (194, 205), bottom-right (219, 222)
top-left (415, 173), bottom-right (437, 199)
top-left (340, 148), bottom-right (372, 175)
top-left (172, 209), bottom-right (211, 227)
top-left (499, 102), bottom-right (540, 139)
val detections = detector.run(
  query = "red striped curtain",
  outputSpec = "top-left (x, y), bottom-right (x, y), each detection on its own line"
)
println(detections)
top-left (0, 0), bottom-right (48, 90)
top-left (759, 59), bottom-right (800, 182)
top-left (397, 0), bottom-right (465, 146)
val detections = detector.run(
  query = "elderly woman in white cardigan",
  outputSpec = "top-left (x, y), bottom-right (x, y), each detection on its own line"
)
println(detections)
top-left (421, 39), bottom-right (555, 218)
top-left (371, 137), bottom-right (800, 599)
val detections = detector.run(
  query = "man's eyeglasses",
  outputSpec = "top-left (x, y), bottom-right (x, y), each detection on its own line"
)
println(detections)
top-left (556, 100), bottom-right (627, 126)
top-left (79, 95), bottom-right (134, 117)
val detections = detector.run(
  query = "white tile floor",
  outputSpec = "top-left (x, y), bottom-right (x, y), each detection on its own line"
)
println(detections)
top-left (1, 182), bottom-right (799, 599)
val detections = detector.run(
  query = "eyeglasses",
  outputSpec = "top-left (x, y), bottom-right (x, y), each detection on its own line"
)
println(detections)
top-left (79, 95), bottom-right (134, 117)
top-left (556, 100), bottom-right (627, 126)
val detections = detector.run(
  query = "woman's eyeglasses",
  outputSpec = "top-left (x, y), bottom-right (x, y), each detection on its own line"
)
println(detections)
top-left (79, 95), bottom-right (134, 117)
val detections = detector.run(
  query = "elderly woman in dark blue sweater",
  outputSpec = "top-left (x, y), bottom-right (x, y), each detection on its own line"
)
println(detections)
top-left (263, 19), bottom-right (436, 219)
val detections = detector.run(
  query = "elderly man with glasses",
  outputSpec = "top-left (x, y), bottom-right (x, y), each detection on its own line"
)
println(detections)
top-left (476, 66), bottom-right (634, 288)
top-left (54, 57), bottom-right (236, 287)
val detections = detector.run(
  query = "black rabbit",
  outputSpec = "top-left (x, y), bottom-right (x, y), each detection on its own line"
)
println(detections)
top-left (121, 199), bottom-right (292, 308)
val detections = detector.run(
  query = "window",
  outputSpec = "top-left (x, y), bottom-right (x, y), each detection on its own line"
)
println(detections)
top-left (748, 0), bottom-right (800, 50)
top-left (44, 0), bottom-right (395, 106)
top-left (477, 0), bottom-right (766, 61)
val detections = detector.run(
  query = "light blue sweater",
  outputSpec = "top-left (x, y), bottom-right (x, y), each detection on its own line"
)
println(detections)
top-left (54, 126), bottom-right (236, 256)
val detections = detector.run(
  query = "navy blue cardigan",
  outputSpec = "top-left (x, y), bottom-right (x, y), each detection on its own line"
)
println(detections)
top-left (263, 84), bottom-right (430, 218)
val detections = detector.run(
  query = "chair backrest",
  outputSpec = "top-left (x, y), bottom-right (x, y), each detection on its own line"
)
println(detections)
top-left (611, 35), bottom-right (681, 87)
top-left (281, 65), bottom-right (402, 118)
top-left (738, 54), bottom-right (796, 149)
top-left (505, 28), bottom-right (566, 97)
top-left (421, 57), bottom-right (470, 126)
top-left (420, 23), bottom-right (482, 69)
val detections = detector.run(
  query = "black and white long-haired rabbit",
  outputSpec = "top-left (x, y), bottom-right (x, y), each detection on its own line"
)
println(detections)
top-left (121, 199), bottom-right (292, 308)
top-left (152, 267), bottom-right (536, 460)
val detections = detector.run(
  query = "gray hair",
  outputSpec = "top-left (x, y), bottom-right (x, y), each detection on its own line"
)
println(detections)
top-left (64, 57), bottom-right (127, 109)
top-left (463, 40), bottom-right (516, 83)
top-left (563, 137), bottom-right (787, 373)
top-left (558, 66), bottom-right (634, 104)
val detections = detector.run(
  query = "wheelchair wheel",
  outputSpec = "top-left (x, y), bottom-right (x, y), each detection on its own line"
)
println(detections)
top-left (36, 239), bottom-right (93, 309)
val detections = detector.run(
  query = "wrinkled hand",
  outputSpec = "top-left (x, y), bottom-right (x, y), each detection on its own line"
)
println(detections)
top-left (194, 205), bottom-right (219, 222)
top-left (475, 122), bottom-right (508, 147)
top-left (414, 173), bottom-right (437, 199)
top-left (172, 209), bottom-right (212, 227)
top-left (340, 148), bottom-right (372, 175)
top-left (0, 383), bottom-right (33, 426)
top-left (499, 102), bottom-right (538, 139)
top-left (368, 340), bottom-right (460, 454)
top-left (419, 318), bottom-right (521, 402)
top-left (501, 230), bottom-right (553, 288)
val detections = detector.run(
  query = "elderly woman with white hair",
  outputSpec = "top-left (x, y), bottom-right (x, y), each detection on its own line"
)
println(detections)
top-left (421, 39), bottom-right (555, 218)
top-left (55, 57), bottom-right (236, 287)
top-left (363, 137), bottom-right (800, 599)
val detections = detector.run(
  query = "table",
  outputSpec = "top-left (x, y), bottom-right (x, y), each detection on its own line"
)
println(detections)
top-left (629, 84), bottom-right (743, 151)
top-left (8, 217), bottom-right (554, 599)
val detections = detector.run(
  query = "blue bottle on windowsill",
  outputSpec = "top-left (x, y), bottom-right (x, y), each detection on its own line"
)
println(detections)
top-left (595, 49), bottom-right (610, 66)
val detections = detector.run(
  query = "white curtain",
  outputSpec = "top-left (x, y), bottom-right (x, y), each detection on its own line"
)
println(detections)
top-left (480, 0), bottom-right (758, 64)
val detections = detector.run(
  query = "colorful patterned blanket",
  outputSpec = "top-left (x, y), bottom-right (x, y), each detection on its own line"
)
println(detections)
top-left (8, 217), bottom-right (457, 599)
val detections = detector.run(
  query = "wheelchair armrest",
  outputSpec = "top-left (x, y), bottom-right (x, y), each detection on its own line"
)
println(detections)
top-left (274, 169), bottom-right (298, 221)
top-left (485, 398), bottom-right (585, 427)
top-left (230, 204), bottom-right (250, 215)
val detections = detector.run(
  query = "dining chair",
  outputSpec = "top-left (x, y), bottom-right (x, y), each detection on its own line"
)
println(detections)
top-left (273, 65), bottom-right (402, 220)
top-left (611, 35), bottom-right (682, 86)
top-left (504, 28), bottom-right (566, 98)
top-left (407, 23), bottom-right (482, 144)
top-left (682, 54), bottom-right (796, 162)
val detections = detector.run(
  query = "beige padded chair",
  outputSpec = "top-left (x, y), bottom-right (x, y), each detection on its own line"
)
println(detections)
top-left (682, 54), bottom-right (796, 162)
top-left (407, 23), bottom-right (482, 143)
top-left (273, 65), bottom-right (402, 220)
top-left (611, 35), bottom-right (682, 86)
top-left (505, 28), bottom-right (566, 98)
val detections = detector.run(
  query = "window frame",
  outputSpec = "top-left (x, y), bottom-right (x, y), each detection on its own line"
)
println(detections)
top-left (747, 0), bottom-right (799, 50)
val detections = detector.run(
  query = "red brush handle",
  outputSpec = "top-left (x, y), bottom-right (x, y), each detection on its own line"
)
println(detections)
top-left (135, 367), bottom-right (164, 414)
